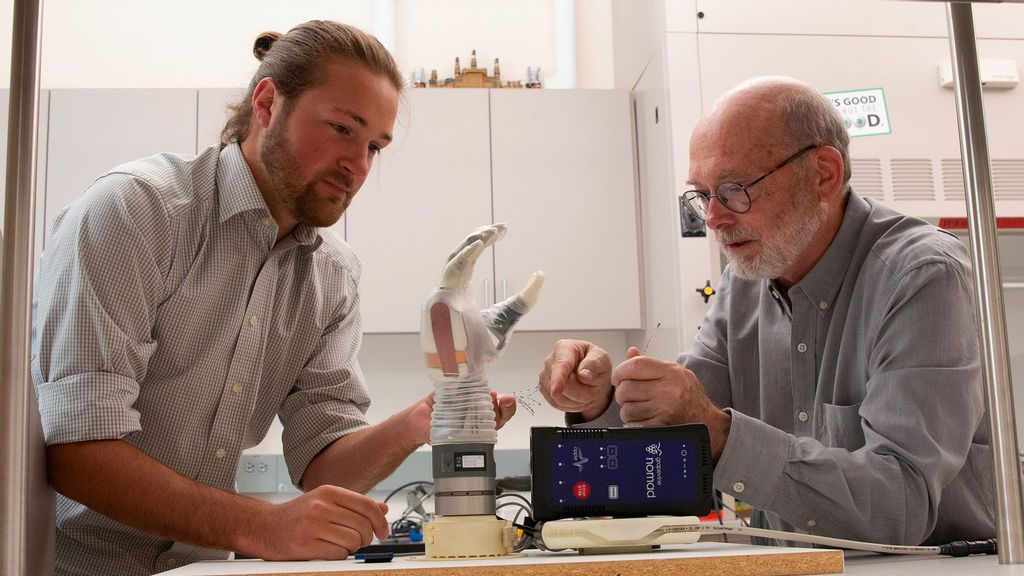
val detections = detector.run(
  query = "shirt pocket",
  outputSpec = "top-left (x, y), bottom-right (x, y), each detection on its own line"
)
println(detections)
top-left (821, 401), bottom-right (865, 449)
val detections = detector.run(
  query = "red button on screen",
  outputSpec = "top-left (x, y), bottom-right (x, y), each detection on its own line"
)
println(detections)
top-left (573, 481), bottom-right (591, 500)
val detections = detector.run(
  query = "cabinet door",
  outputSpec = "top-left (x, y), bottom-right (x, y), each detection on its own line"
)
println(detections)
top-left (346, 89), bottom-right (494, 333)
top-left (490, 90), bottom-right (642, 330)
top-left (44, 89), bottom-right (197, 241)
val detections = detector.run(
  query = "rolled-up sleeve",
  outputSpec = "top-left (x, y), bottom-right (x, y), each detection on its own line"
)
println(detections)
top-left (32, 175), bottom-right (168, 445)
top-left (278, 272), bottom-right (372, 486)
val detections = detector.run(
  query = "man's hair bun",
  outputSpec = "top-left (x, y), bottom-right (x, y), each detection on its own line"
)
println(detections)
top-left (253, 31), bottom-right (281, 61)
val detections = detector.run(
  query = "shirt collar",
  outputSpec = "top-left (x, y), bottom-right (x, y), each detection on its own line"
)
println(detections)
top-left (216, 143), bottom-right (322, 250)
top-left (786, 189), bottom-right (871, 309)
top-left (217, 143), bottom-right (268, 223)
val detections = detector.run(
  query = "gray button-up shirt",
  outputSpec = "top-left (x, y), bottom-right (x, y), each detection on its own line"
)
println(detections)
top-left (701, 191), bottom-right (994, 545)
top-left (32, 144), bottom-right (372, 575)
top-left (588, 191), bottom-right (994, 545)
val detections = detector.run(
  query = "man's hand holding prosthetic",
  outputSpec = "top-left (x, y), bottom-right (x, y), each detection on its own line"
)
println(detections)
top-left (421, 224), bottom-right (544, 444)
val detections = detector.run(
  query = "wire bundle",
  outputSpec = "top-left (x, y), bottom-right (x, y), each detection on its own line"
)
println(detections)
top-left (382, 481), bottom-right (434, 540)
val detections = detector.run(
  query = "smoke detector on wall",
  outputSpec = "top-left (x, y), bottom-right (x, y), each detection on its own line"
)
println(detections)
top-left (939, 59), bottom-right (1019, 89)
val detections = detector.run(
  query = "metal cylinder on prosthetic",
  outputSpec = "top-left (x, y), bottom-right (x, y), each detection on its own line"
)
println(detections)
top-left (421, 224), bottom-right (543, 558)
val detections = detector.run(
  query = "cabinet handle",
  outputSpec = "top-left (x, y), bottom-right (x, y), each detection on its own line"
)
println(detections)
top-left (483, 279), bottom-right (491, 307)
top-left (502, 279), bottom-right (507, 301)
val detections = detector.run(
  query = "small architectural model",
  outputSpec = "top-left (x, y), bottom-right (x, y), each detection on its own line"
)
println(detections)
top-left (416, 50), bottom-right (525, 89)
top-left (451, 50), bottom-right (501, 88)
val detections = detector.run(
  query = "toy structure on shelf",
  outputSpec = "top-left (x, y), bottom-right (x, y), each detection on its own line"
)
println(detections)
top-left (413, 50), bottom-right (536, 89)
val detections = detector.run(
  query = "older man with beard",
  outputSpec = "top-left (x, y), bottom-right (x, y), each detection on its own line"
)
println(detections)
top-left (539, 76), bottom-right (995, 546)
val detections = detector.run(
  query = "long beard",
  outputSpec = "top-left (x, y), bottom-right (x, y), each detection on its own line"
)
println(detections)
top-left (717, 187), bottom-right (827, 280)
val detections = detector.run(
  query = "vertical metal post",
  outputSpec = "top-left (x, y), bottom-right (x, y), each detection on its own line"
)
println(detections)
top-left (1, 0), bottom-right (53, 574)
top-left (946, 1), bottom-right (1024, 564)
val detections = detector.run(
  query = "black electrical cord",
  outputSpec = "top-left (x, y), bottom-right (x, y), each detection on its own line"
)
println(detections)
top-left (938, 538), bottom-right (998, 557)
top-left (382, 480), bottom-right (433, 505)
top-left (495, 475), bottom-right (532, 494)
top-left (497, 491), bottom-right (536, 552)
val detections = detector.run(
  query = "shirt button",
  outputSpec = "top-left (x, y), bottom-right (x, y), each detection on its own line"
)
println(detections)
top-left (819, 301), bottom-right (829, 310)
top-left (733, 481), bottom-right (745, 493)
top-left (807, 519), bottom-right (817, 528)
top-left (798, 411), bottom-right (809, 422)
top-left (249, 315), bottom-right (258, 326)
top-left (261, 217), bottom-right (273, 227)
top-left (232, 383), bottom-right (243, 393)
top-left (797, 342), bottom-right (808, 353)
top-left (215, 448), bottom-right (226, 459)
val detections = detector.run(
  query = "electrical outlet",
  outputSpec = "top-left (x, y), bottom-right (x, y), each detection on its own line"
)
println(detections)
top-left (275, 454), bottom-right (301, 494)
top-left (236, 454), bottom-right (278, 493)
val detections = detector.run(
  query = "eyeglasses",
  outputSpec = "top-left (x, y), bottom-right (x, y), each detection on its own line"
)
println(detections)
top-left (682, 144), bottom-right (821, 220)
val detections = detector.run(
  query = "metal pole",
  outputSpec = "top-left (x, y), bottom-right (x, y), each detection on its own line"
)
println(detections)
top-left (1, 0), bottom-right (53, 574)
top-left (946, 1), bottom-right (1024, 564)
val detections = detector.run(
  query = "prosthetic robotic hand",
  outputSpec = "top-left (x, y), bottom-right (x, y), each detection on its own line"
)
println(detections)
top-left (422, 223), bottom-right (544, 445)
top-left (420, 224), bottom-right (543, 558)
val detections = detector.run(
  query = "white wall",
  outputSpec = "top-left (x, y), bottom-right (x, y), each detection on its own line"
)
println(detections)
top-left (0, 0), bottom-right (613, 89)
top-left (609, 0), bottom-right (669, 90)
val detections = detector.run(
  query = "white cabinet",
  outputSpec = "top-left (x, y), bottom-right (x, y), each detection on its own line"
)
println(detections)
top-left (490, 89), bottom-right (641, 331)
top-left (693, 0), bottom-right (947, 37)
top-left (44, 89), bottom-right (197, 242)
top-left (39, 88), bottom-right (641, 333)
top-left (352, 89), bottom-right (641, 333)
top-left (346, 89), bottom-right (493, 333)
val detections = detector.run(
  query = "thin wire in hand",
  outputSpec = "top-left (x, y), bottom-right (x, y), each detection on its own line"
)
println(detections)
top-left (641, 322), bottom-right (662, 355)
top-left (513, 383), bottom-right (543, 415)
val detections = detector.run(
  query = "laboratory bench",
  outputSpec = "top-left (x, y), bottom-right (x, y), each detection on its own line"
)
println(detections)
top-left (157, 542), bottom-right (1023, 576)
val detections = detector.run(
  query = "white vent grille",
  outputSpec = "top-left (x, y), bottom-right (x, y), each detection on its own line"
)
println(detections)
top-left (939, 158), bottom-right (1024, 202)
top-left (890, 159), bottom-right (936, 202)
top-left (993, 159), bottom-right (1024, 201)
top-left (849, 158), bottom-right (884, 201)
top-left (941, 159), bottom-right (965, 202)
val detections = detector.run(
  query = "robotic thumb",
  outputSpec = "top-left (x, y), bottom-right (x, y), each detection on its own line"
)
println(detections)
top-left (517, 271), bottom-right (545, 311)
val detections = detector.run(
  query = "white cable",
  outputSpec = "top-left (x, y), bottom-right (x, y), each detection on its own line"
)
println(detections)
top-left (688, 524), bottom-right (942, 555)
top-left (538, 517), bottom-right (946, 555)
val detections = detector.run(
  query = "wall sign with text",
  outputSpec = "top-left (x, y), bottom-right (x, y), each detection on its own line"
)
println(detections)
top-left (825, 88), bottom-right (892, 137)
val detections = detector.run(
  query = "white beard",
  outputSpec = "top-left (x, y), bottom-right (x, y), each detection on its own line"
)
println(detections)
top-left (716, 186), bottom-right (827, 280)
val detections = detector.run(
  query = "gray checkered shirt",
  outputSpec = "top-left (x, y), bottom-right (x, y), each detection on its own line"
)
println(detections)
top-left (32, 143), bottom-right (372, 575)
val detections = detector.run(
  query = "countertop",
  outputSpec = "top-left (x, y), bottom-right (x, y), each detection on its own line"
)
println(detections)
top-left (156, 542), bottom-right (1024, 576)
